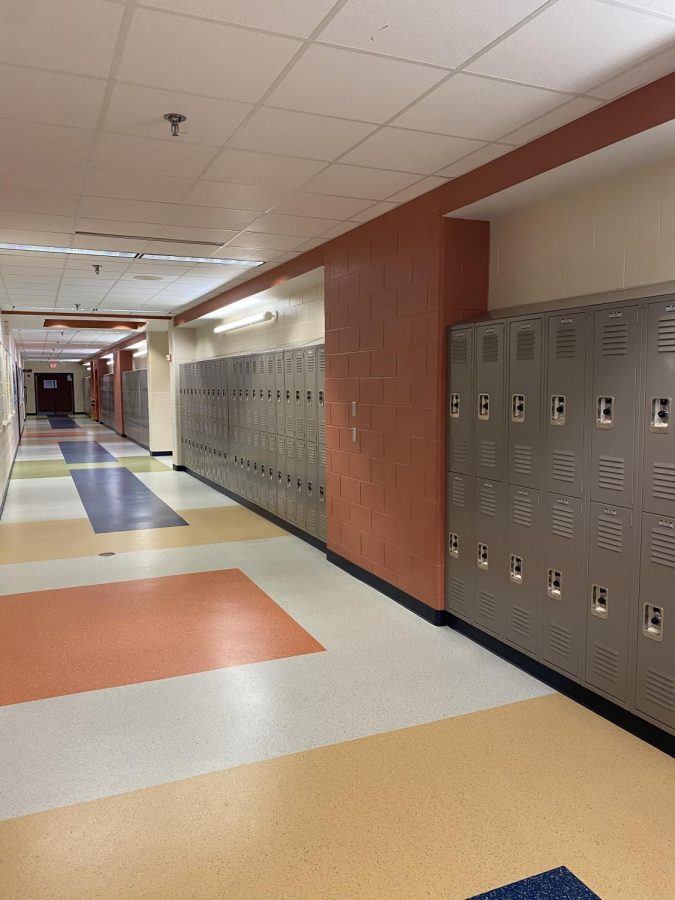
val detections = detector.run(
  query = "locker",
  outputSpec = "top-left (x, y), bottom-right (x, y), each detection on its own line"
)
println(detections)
top-left (305, 442), bottom-right (319, 535)
top-left (505, 485), bottom-right (543, 657)
top-left (284, 350), bottom-right (295, 436)
top-left (585, 502), bottom-right (632, 703)
top-left (544, 312), bottom-right (588, 498)
top-left (305, 347), bottom-right (319, 444)
top-left (445, 473), bottom-right (474, 622)
top-left (542, 493), bottom-right (586, 678)
top-left (285, 456), bottom-right (296, 523)
top-left (294, 349), bottom-right (306, 439)
top-left (590, 306), bottom-right (639, 508)
top-left (447, 326), bottom-right (474, 475)
top-left (318, 441), bottom-right (327, 539)
top-left (642, 300), bottom-right (675, 518)
top-left (475, 322), bottom-right (506, 481)
top-left (276, 465), bottom-right (287, 519)
top-left (635, 513), bottom-right (675, 730)
top-left (474, 479), bottom-right (507, 637)
top-left (275, 351), bottom-right (285, 434)
top-left (317, 345), bottom-right (326, 437)
top-left (507, 318), bottom-right (542, 488)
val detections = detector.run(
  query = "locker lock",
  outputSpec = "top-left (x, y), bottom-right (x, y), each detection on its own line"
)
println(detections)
top-left (509, 554), bottom-right (523, 584)
top-left (547, 569), bottom-right (562, 599)
top-left (596, 397), bottom-right (614, 429)
top-left (278, 470), bottom-right (283, 484)
top-left (268, 389), bottom-right (272, 402)
top-left (295, 389), bottom-right (301, 405)
top-left (591, 584), bottom-right (609, 619)
top-left (319, 485), bottom-right (325, 503)
top-left (269, 467), bottom-right (274, 481)
top-left (550, 395), bottom-right (566, 426)
top-left (286, 390), bottom-right (291, 404)
top-left (307, 390), bottom-right (312, 406)
top-left (478, 393), bottom-right (490, 421)
top-left (511, 394), bottom-right (525, 423)
top-left (261, 465), bottom-right (265, 477)
top-left (297, 477), bottom-right (302, 493)
top-left (318, 390), bottom-right (325, 408)
top-left (642, 604), bottom-right (664, 641)
top-left (307, 481), bottom-right (313, 497)
top-left (450, 393), bottom-right (460, 418)
top-left (650, 397), bottom-right (671, 433)
top-left (477, 542), bottom-right (489, 570)
top-left (277, 390), bottom-right (281, 402)
top-left (448, 533), bottom-right (459, 558)
top-left (287, 474), bottom-right (292, 487)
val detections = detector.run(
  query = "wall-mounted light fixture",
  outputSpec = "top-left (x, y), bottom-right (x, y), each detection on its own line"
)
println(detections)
top-left (213, 310), bottom-right (277, 334)
top-left (133, 349), bottom-right (148, 358)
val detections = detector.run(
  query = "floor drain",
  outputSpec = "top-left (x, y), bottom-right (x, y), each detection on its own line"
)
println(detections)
top-left (99, 551), bottom-right (116, 557)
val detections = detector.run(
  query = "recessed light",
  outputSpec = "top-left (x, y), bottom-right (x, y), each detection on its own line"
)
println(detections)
top-left (133, 275), bottom-right (163, 281)
top-left (140, 253), bottom-right (263, 267)
top-left (0, 242), bottom-right (137, 258)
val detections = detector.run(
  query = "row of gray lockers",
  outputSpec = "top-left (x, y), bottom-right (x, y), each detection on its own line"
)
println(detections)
top-left (99, 373), bottom-right (115, 430)
top-left (122, 368), bottom-right (149, 448)
top-left (179, 345), bottom-right (326, 541)
top-left (446, 294), bottom-right (675, 735)
top-left (82, 375), bottom-right (91, 415)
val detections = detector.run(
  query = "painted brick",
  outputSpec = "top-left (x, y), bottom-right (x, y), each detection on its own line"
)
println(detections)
top-left (324, 329), bottom-right (339, 355)
top-left (339, 426), bottom-right (359, 452)
top-left (359, 320), bottom-right (384, 350)
top-left (330, 494), bottom-right (351, 523)
top-left (327, 471), bottom-right (341, 497)
top-left (372, 510), bottom-right (397, 543)
top-left (397, 346), bottom-right (426, 377)
top-left (361, 532), bottom-right (385, 566)
top-left (327, 250), bottom-right (349, 280)
top-left (397, 281), bottom-right (427, 318)
top-left (341, 474), bottom-right (361, 504)
top-left (360, 263), bottom-right (385, 296)
top-left (395, 462), bottom-right (427, 498)
top-left (411, 495), bottom-right (440, 528)
top-left (348, 296), bottom-right (371, 327)
top-left (370, 289), bottom-right (397, 321)
top-left (384, 542), bottom-right (412, 579)
top-left (411, 435), bottom-right (437, 470)
top-left (332, 377), bottom-right (360, 402)
top-left (338, 272), bottom-right (360, 304)
top-left (340, 521), bottom-right (362, 555)
top-left (396, 406), bottom-right (427, 437)
top-left (371, 404), bottom-right (396, 434)
top-left (350, 503), bottom-right (372, 533)
top-left (412, 243), bottom-right (440, 283)
top-left (327, 517), bottom-right (341, 546)
top-left (384, 433), bottom-right (411, 465)
top-left (410, 376), bottom-right (437, 409)
top-left (382, 377), bottom-right (411, 407)
top-left (329, 401), bottom-right (350, 427)
top-left (384, 316), bottom-right (412, 348)
top-left (348, 351), bottom-right (371, 378)
top-left (325, 278), bottom-right (339, 307)
top-left (359, 376), bottom-right (383, 405)
top-left (385, 488), bottom-right (412, 522)
top-left (371, 229), bottom-right (398, 264)
top-left (398, 211), bottom-right (439, 254)
top-left (370, 349), bottom-right (397, 377)
top-left (338, 325), bottom-right (360, 353)
top-left (327, 353), bottom-right (349, 378)
top-left (328, 302), bottom-right (349, 330)
top-left (370, 458), bottom-right (396, 489)
top-left (349, 452), bottom-right (371, 482)
top-left (360, 429), bottom-right (384, 459)
top-left (384, 253), bottom-right (413, 289)
top-left (411, 312), bottom-right (437, 345)
top-left (329, 448), bottom-right (350, 475)
top-left (324, 424), bottom-right (340, 449)
top-left (348, 240), bottom-right (371, 273)
top-left (361, 481), bottom-right (385, 511)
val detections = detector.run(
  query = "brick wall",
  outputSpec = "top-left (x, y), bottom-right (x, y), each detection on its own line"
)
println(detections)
top-left (324, 210), bottom-right (489, 610)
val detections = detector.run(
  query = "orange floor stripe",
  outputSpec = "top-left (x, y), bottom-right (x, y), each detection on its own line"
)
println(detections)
top-left (0, 570), bottom-right (324, 705)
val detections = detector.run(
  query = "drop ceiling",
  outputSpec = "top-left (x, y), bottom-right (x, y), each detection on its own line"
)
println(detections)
top-left (0, 0), bottom-right (673, 320)
top-left (10, 320), bottom-right (138, 361)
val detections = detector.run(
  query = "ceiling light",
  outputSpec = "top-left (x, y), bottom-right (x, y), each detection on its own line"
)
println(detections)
top-left (140, 253), bottom-right (262, 267)
top-left (133, 349), bottom-right (148, 358)
top-left (133, 275), bottom-right (163, 281)
top-left (0, 243), bottom-right (137, 258)
top-left (213, 310), bottom-right (276, 334)
top-left (102, 353), bottom-right (114, 360)
top-left (126, 340), bottom-right (147, 351)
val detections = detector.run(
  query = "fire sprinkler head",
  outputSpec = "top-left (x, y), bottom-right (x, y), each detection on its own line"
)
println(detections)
top-left (164, 113), bottom-right (187, 137)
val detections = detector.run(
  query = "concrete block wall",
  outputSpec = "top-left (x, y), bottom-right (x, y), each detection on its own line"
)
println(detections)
top-left (0, 320), bottom-right (22, 505)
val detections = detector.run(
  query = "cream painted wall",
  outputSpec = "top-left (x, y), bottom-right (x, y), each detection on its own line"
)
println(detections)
top-left (23, 360), bottom-right (87, 415)
top-left (147, 331), bottom-right (171, 453)
top-left (489, 155), bottom-right (675, 309)
top-left (0, 320), bottom-right (23, 505)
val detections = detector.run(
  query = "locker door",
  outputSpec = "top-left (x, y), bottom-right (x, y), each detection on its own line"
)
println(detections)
top-left (507, 318), bottom-right (542, 488)
top-left (275, 351), bottom-right (285, 434)
top-left (305, 442), bottom-right (319, 536)
top-left (505, 485), bottom-right (543, 657)
top-left (284, 350), bottom-right (295, 436)
top-left (590, 306), bottom-right (639, 508)
top-left (585, 503), bottom-right (632, 703)
top-left (635, 513), bottom-right (675, 730)
top-left (276, 445), bottom-right (287, 520)
top-left (317, 345), bottom-right (326, 443)
top-left (445, 473), bottom-right (474, 622)
top-left (266, 354), bottom-right (275, 433)
top-left (295, 437), bottom-right (306, 529)
top-left (305, 347), bottom-right (318, 444)
top-left (544, 312), bottom-right (588, 498)
top-left (542, 494), bottom-right (586, 678)
top-left (294, 349), bottom-right (306, 439)
top-left (318, 443), bottom-right (327, 540)
top-left (643, 300), bottom-right (675, 518)
top-left (474, 479), bottom-right (507, 637)
top-left (447, 326), bottom-right (473, 475)
top-left (475, 323), bottom-right (505, 482)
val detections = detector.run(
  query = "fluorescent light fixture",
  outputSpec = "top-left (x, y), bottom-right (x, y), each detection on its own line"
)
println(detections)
top-left (0, 242), bottom-right (137, 258)
top-left (126, 340), bottom-right (147, 351)
top-left (140, 253), bottom-right (263, 267)
top-left (133, 349), bottom-right (147, 358)
top-left (102, 353), bottom-right (114, 360)
top-left (213, 310), bottom-right (276, 334)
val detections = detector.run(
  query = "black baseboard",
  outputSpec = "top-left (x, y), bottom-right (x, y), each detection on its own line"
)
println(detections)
top-left (120, 433), bottom-right (150, 452)
top-left (179, 465), bottom-right (327, 553)
top-left (327, 551), bottom-right (445, 626)
top-left (446, 613), bottom-right (674, 757)
top-left (151, 450), bottom-right (171, 457)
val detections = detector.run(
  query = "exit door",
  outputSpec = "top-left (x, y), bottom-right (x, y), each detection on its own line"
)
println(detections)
top-left (35, 373), bottom-right (74, 414)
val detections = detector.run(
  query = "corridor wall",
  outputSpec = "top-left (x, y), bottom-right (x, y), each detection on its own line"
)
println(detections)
top-left (99, 373), bottom-right (115, 430)
top-left (122, 368), bottom-right (149, 448)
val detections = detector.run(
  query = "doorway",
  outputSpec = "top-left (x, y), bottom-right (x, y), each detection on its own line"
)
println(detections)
top-left (35, 373), bottom-right (75, 414)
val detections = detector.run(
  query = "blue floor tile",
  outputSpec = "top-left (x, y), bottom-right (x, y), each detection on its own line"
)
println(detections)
top-left (48, 417), bottom-right (80, 429)
top-left (58, 441), bottom-right (118, 464)
top-left (468, 867), bottom-right (600, 899)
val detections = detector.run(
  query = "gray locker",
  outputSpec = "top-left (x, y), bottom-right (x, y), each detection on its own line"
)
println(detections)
top-left (507, 318), bottom-right (542, 488)
top-left (306, 442), bottom-right (319, 536)
top-left (284, 350), bottom-right (295, 436)
top-left (305, 347), bottom-right (319, 444)
top-left (505, 485), bottom-right (543, 657)
top-left (317, 345), bottom-right (326, 437)
top-left (544, 312), bottom-right (588, 498)
top-left (585, 502), bottom-right (632, 703)
top-left (294, 349), bottom-right (306, 439)
top-left (642, 300), bottom-right (675, 518)
top-left (475, 322), bottom-right (505, 482)
top-left (318, 442), bottom-right (327, 540)
top-left (445, 473), bottom-right (474, 622)
top-left (276, 463), bottom-right (287, 519)
top-left (635, 513), bottom-right (675, 730)
top-left (542, 493), bottom-right (586, 678)
top-left (590, 306), bottom-right (639, 508)
top-left (474, 479), bottom-right (507, 637)
top-left (275, 351), bottom-right (285, 434)
top-left (447, 326), bottom-right (474, 475)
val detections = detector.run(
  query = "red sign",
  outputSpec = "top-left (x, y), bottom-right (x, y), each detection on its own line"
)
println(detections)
top-left (49, 362), bottom-right (57, 369)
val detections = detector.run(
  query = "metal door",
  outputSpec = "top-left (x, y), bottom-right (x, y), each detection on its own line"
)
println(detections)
top-left (445, 473), bottom-right (474, 622)
top-left (284, 350), bottom-right (295, 436)
top-left (305, 347), bottom-right (319, 444)
top-left (305, 442), bottom-right (319, 535)
top-left (275, 351), bottom-right (285, 434)
top-left (447, 325), bottom-right (473, 475)
top-left (294, 349), bottom-right (306, 439)
top-left (507, 318), bottom-right (542, 488)
top-left (505, 485), bottom-right (543, 657)
top-left (475, 322), bottom-right (505, 482)
top-left (642, 300), bottom-right (675, 518)
top-left (474, 478), bottom-right (507, 637)
top-left (317, 344), bottom-right (326, 443)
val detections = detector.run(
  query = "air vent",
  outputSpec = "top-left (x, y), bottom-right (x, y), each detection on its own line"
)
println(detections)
top-left (305, 352), bottom-right (316, 375)
top-left (479, 440), bottom-right (497, 469)
top-left (601, 323), bottom-right (628, 356)
top-left (513, 444), bottom-right (533, 475)
top-left (597, 515), bottom-right (623, 553)
top-left (478, 590), bottom-right (496, 622)
top-left (548, 622), bottom-right (572, 659)
top-left (555, 325), bottom-right (577, 358)
top-left (650, 528), bottom-right (675, 569)
top-left (516, 329), bottom-right (536, 361)
top-left (511, 605), bottom-right (531, 638)
top-left (75, 229), bottom-right (222, 247)
top-left (451, 334), bottom-right (468, 365)
top-left (481, 332), bottom-right (499, 363)
top-left (451, 478), bottom-right (466, 507)
top-left (479, 482), bottom-right (497, 517)
top-left (592, 643), bottom-right (619, 683)
top-left (318, 349), bottom-right (325, 374)
top-left (657, 317), bottom-right (675, 353)
top-left (450, 577), bottom-right (466, 609)
top-left (644, 667), bottom-right (675, 711)
top-left (552, 505), bottom-right (575, 539)
top-left (552, 450), bottom-right (575, 483)
top-left (652, 463), bottom-right (675, 501)
top-left (450, 439), bottom-right (468, 467)
top-left (598, 456), bottom-right (625, 492)
top-left (512, 494), bottom-right (533, 527)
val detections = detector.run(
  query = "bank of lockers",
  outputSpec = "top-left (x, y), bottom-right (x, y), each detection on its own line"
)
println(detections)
top-left (99, 373), bottom-right (115, 429)
top-left (179, 345), bottom-right (325, 541)
top-left (122, 368), bottom-right (149, 448)
top-left (446, 293), bottom-right (675, 735)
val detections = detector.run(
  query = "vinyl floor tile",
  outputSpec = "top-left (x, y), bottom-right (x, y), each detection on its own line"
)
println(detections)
top-left (0, 476), bottom-right (86, 523)
top-left (133, 471), bottom-right (238, 509)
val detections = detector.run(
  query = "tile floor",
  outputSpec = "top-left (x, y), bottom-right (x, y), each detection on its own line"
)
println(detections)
top-left (0, 416), bottom-right (673, 899)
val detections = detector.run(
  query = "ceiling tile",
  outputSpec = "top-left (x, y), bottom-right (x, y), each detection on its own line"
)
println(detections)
top-left (0, 65), bottom-right (107, 129)
top-left (75, 219), bottom-right (161, 239)
top-left (204, 150), bottom-right (325, 188)
top-left (394, 73), bottom-right (570, 141)
top-left (181, 180), bottom-right (289, 212)
top-left (349, 201), bottom-right (400, 222)
top-left (140, 0), bottom-right (339, 36)
top-left (387, 176), bottom-right (448, 202)
top-left (500, 97), bottom-right (603, 144)
top-left (0, 188), bottom-right (79, 217)
top-left (0, 120), bottom-right (94, 167)
top-left (589, 45), bottom-right (675, 99)
top-left (227, 107), bottom-right (377, 160)
top-left (267, 44), bottom-right (445, 123)
top-left (303, 164), bottom-right (420, 200)
top-left (103, 83), bottom-right (252, 147)
top-left (83, 168), bottom-right (192, 204)
top-left (605, 0), bottom-right (675, 15)
top-left (166, 205), bottom-right (258, 230)
top-left (212, 245), bottom-right (282, 262)
top-left (0, 0), bottom-right (124, 77)
top-left (78, 197), bottom-right (176, 225)
top-left (270, 193), bottom-right (372, 219)
top-left (0, 160), bottom-right (86, 196)
top-left (467, 0), bottom-right (675, 93)
top-left (226, 232), bottom-right (307, 251)
top-left (92, 133), bottom-right (216, 180)
top-left (117, 8), bottom-right (301, 102)
top-left (140, 240), bottom-right (228, 255)
top-left (245, 213), bottom-right (341, 237)
top-left (435, 142), bottom-right (513, 178)
top-left (155, 224), bottom-right (240, 244)
top-left (342, 128), bottom-right (485, 174)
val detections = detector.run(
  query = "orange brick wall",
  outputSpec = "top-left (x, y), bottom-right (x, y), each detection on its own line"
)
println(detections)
top-left (324, 211), bottom-right (489, 610)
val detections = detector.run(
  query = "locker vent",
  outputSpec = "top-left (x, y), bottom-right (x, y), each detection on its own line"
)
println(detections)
top-left (650, 528), bottom-right (675, 569)
top-left (656, 317), bottom-right (675, 352)
top-left (511, 605), bottom-right (531, 638)
top-left (597, 516), bottom-right (623, 553)
top-left (450, 438), bottom-right (468, 467)
top-left (306, 352), bottom-right (316, 375)
top-left (481, 332), bottom-right (499, 363)
top-left (478, 590), bottom-right (496, 622)
top-left (644, 667), bottom-right (675, 711)
top-left (592, 643), bottom-right (619, 683)
top-left (516, 329), bottom-right (536, 361)
top-left (512, 494), bottom-right (533, 527)
top-left (479, 440), bottom-right (497, 469)
top-left (548, 622), bottom-right (572, 659)
top-left (318, 349), bottom-right (325, 374)
top-left (451, 334), bottom-right (468, 364)
top-left (652, 462), bottom-right (675, 501)
top-left (598, 456), bottom-right (625, 492)
top-left (479, 483), bottom-right (497, 517)
top-left (451, 479), bottom-right (466, 507)
top-left (552, 505), bottom-right (575, 539)
top-left (513, 445), bottom-right (533, 475)
top-left (552, 450), bottom-right (575, 483)
top-left (555, 325), bottom-right (577, 358)
top-left (600, 323), bottom-right (628, 356)
top-left (450, 577), bottom-right (466, 609)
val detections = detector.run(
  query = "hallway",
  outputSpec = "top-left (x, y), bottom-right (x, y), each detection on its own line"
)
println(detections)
top-left (0, 418), bottom-right (673, 899)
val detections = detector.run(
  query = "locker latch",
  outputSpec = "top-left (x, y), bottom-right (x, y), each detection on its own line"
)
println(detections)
top-left (509, 554), bottom-right (523, 584)
top-left (550, 395), bottom-right (566, 426)
top-left (307, 390), bottom-right (312, 406)
top-left (650, 397), bottom-right (671, 433)
top-left (547, 569), bottom-right (562, 598)
top-left (261, 465), bottom-right (265, 477)
top-left (268, 389), bottom-right (272, 402)
top-left (450, 393), bottom-right (460, 418)
top-left (295, 389), bottom-right (301, 405)
top-left (596, 397), bottom-right (614, 429)
top-left (477, 542), bottom-right (489, 570)
top-left (478, 393), bottom-right (490, 421)
top-left (307, 481), bottom-right (313, 497)
top-left (286, 390), bottom-right (291, 404)
top-left (277, 390), bottom-right (281, 402)
top-left (448, 533), bottom-right (459, 558)
top-left (278, 470), bottom-right (283, 484)
top-left (319, 485), bottom-right (325, 502)
top-left (591, 584), bottom-right (609, 619)
top-left (511, 394), bottom-right (525, 423)
top-left (245, 389), bottom-right (249, 400)
top-left (287, 474), bottom-right (292, 487)
top-left (297, 477), bottom-right (302, 493)
top-left (642, 604), bottom-right (664, 641)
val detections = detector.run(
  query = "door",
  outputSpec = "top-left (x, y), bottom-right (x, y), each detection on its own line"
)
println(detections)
top-left (475, 323), bottom-right (506, 482)
top-left (35, 372), bottom-right (74, 414)
top-left (447, 326), bottom-right (474, 475)
top-left (505, 485), bottom-right (543, 657)
top-left (642, 300), bottom-right (675, 518)
top-left (445, 473), bottom-right (474, 622)
top-left (507, 318), bottom-right (543, 488)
